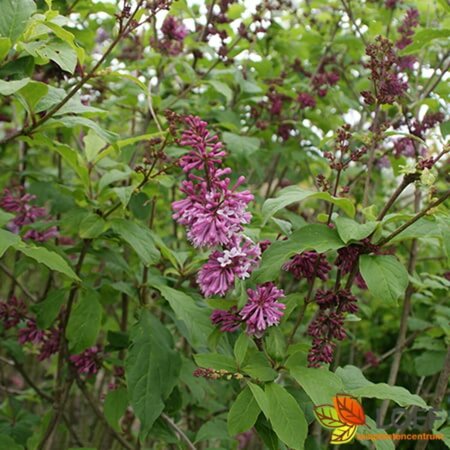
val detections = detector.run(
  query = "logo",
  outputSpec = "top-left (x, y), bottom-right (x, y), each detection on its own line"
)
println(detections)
top-left (314, 394), bottom-right (445, 445)
top-left (314, 394), bottom-right (365, 445)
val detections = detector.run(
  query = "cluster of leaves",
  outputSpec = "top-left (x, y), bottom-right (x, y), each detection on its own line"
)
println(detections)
top-left (0, 0), bottom-right (449, 449)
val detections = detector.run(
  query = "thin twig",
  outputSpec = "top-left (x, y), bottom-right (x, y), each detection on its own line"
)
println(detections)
top-left (378, 188), bottom-right (421, 425)
top-left (377, 189), bottom-right (450, 246)
top-left (161, 413), bottom-right (197, 450)
top-left (0, 262), bottom-right (37, 302)
top-left (0, 0), bottom-right (146, 146)
top-left (76, 377), bottom-right (134, 450)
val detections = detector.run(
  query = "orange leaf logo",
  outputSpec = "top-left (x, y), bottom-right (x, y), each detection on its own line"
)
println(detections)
top-left (330, 424), bottom-right (357, 445)
top-left (333, 394), bottom-right (366, 426)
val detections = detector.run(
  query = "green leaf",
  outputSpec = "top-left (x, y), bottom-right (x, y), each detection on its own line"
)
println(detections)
top-left (35, 41), bottom-right (77, 74)
top-left (289, 366), bottom-right (345, 405)
top-left (206, 80), bottom-right (233, 103)
top-left (35, 86), bottom-right (103, 116)
top-left (0, 78), bottom-right (30, 95)
top-left (15, 242), bottom-right (80, 281)
top-left (335, 217), bottom-right (378, 243)
top-left (0, 0), bottom-right (36, 42)
top-left (0, 228), bottom-right (21, 257)
top-left (154, 285), bottom-right (212, 350)
top-left (234, 333), bottom-right (251, 366)
top-left (104, 387), bottom-right (128, 432)
top-left (248, 382), bottom-right (270, 418)
top-left (242, 352), bottom-right (277, 381)
top-left (16, 81), bottom-right (48, 113)
top-left (98, 169), bottom-right (131, 192)
top-left (359, 255), bottom-right (409, 305)
top-left (253, 224), bottom-right (344, 283)
top-left (0, 434), bottom-right (23, 450)
top-left (66, 289), bottom-right (102, 353)
top-left (402, 28), bottom-right (450, 55)
top-left (227, 387), bottom-right (261, 436)
top-left (262, 186), bottom-right (355, 224)
top-left (79, 213), bottom-right (106, 239)
top-left (112, 219), bottom-right (160, 266)
top-left (0, 210), bottom-right (14, 227)
top-left (126, 310), bottom-right (181, 437)
top-left (414, 351), bottom-right (446, 376)
top-left (195, 418), bottom-right (230, 443)
top-left (222, 132), bottom-right (260, 156)
top-left (337, 365), bottom-right (427, 408)
top-left (254, 416), bottom-right (279, 450)
top-left (44, 116), bottom-right (117, 143)
top-left (194, 353), bottom-right (237, 371)
top-left (84, 130), bottom-right (106, 163)
top-left (265, 383), bottom-right (307, 450)
top-left (32, 289), bottom-right (66, 329)
top-left (0, 37), bottom-right (11, 61)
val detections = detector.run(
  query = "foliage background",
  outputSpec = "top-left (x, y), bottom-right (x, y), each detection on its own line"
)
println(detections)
top-left (0, 0), bottom-right (448, 449)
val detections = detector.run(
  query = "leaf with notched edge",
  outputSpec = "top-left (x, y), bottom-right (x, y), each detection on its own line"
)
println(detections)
top-left (330, 424), bottom-right (357, 444)
top-left (313, 405), bottom-right (345, 429)
top-left (333, 394), bottom-right (366, 426)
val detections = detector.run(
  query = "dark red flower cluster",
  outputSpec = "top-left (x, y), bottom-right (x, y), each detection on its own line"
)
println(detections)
top-left (0, 296), bottom-right (26, 329)
top-left (282, 251), bottom-right (331, 281)
top-left (311, 55), bottom-right (340, 97)
top-left (69, 346), bottom-right (102, 376)
top-left (364, 351), bottom-right (380, 367)
top-left (153, 16), bottom-right (188, 56)
top-left (0, 297), bottom-right (61, 361)
top-left (307, 289), bottom-right (358, 367)
top-left (323, 124), bottom-right (367, 171)
top-left (361, 36), bottom-right (408, 105)
top-left (396, 9), bottom-right (419, 50)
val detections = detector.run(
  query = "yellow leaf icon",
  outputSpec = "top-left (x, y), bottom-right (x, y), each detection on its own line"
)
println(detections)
top-left (330, 424), bottom-right (357, 445)
top-left (313, 405), bottom-right (345, 429)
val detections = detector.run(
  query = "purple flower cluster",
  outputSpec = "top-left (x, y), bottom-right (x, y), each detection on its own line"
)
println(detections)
top-left (392, 112), bottom-right (445, 158)
top-left (240, 283), bottom-right (285, 336)
top-left (362, 36), bottom-right (408, 105)
top-left (0, 296), bottom-right (27, 329)
top-left (307, 289), bottom-right (358, 367)
top-left (210, 282), bottom-right (286, 337)
top-left (69, 346), bottom-right (102, 376)
top-left (172, 116), bottom-right (260, 297)
top-left (396, 9), bottom-right (419, 50)
top-left (283, 251), bottom-right (331, 281)
top-left (154, 16), bottom-right (188, 56)
top-left (0, 186), bottom-right (58, 242)
top-left (12, 314), bottom-right (60, 361)
top-left (297, 92), bottom-right (316, 109)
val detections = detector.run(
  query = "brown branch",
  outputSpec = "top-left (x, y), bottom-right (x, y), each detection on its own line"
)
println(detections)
top-left (377, 189), bottom-right (450, 246)
top-left (378, 188), bottom-right (421, 425)
top-left (199, 0), bottom-right (216, 42)
top-left (415, 345), bottom-right (450, 450)
top-left (38, 239), bottom-right (91, 450)
top-left (361, 331), bottom-right (420, 372)
top-left (0, 262), bottom-right (37, 302)
top-left (161, 413), bottom-right (197, 450)
top-left (0, 0), bottom-right (147, 146)
top-left (75, 377), bottom-right (134, 450)
top-left (340, 0), bottom-right (368, 45)
top-left (376, 173), bottom-right (420, 221)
